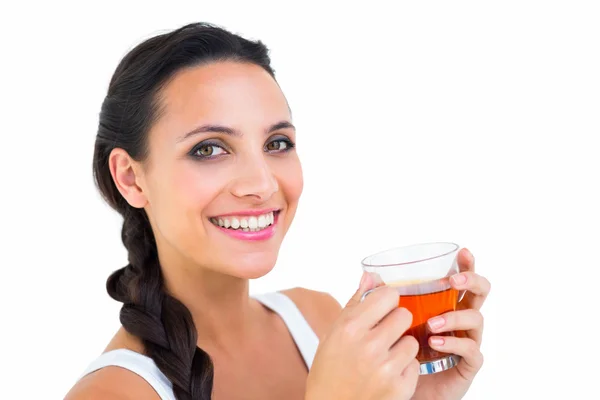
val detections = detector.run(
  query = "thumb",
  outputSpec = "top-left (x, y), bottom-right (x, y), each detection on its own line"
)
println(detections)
top-left (345, 271), bottom-right (375, 308)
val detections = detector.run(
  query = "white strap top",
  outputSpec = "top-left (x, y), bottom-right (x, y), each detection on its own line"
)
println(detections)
top-left (79, 292), bottom-right (320, 400)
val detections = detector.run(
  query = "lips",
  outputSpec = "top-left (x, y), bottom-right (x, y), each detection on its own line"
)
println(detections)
top-left (209, 210), bottom-right (278, 232)
top-left (209, 210), bottom-right (280, 241)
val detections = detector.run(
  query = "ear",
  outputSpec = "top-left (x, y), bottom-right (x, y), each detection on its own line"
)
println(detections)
top-left (108, 148), bottom-right (148, 209)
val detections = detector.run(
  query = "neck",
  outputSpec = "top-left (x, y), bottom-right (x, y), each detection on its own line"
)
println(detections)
top-left (160, 255), bottom-right (263, 351)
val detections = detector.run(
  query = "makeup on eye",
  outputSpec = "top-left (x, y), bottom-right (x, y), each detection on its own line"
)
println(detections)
top-left (189, 140), bottom-right (229, 159)
top-left (265, 135), bottom-right (295, 152)
top-left (189, 135), bottom-right (296, 160)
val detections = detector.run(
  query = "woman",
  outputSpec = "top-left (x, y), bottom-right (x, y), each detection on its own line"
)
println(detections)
top-left (66, 22), bottom-right (490, 400)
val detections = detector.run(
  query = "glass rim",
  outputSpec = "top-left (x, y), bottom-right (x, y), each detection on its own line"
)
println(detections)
top-left (361, 242), bottom-right (460, 268)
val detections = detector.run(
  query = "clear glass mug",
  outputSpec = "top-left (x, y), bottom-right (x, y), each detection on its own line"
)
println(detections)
top-left (361, 242), bottom-right (463, 375)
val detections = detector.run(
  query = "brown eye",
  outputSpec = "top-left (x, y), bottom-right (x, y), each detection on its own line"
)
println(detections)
top-left (266, 140), bottom-right (289, 152)
top-left (266, 141), bottom-right (280, 151)
top-left (198, 145), bottom-right (214, 156)
top-left (192, 143), bottom-right (227, 158)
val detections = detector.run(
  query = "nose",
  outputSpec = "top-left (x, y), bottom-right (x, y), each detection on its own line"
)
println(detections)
top-left (229, 155), bottom-right (279, 202)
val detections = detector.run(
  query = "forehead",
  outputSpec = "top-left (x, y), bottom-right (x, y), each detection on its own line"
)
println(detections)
top-left (152, 61), bottom-right (290, 140)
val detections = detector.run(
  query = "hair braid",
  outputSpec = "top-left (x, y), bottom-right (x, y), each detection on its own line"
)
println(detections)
top-left (92, 22), bottom-right (276, 399)
top-left (106, 208), bottom-right (213, 399)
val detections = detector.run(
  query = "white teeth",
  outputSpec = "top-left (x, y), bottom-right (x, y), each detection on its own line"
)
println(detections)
top-left (211, 211), bottom-right (276, 232)
top-left (257, 215), bottom-right (266, 228)
top-left (248, 216), bottom-right (258, 229)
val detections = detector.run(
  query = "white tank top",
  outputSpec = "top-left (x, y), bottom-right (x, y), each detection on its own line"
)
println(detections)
top-left (79, 292), bottom-right (320, 399)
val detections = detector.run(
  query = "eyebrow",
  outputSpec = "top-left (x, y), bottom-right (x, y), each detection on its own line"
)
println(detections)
top-left (177, 120), bottom-right (295, 142)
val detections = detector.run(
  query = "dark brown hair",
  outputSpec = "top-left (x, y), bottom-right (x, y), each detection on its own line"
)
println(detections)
top-left (92, 22), bottom-right (275, 399)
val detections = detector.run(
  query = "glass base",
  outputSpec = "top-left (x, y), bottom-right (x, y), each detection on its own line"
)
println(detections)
top-left (419, 354), bottom-right (460, 375)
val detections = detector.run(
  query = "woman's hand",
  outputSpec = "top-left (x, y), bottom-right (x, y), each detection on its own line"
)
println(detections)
top-left (305, 274), bottom-right (420, 400)
top-left (413, 248), bottom-right (491, 400)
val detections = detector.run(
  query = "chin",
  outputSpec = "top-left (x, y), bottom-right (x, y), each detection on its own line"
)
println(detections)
top-left (227, 252), bottom-right (279, 279)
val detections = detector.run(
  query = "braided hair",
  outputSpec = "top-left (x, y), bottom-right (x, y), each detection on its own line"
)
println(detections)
top-left (92, 22), bottom-right (275, 399)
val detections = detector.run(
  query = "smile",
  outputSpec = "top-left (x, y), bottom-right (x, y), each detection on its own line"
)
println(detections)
top-left (209, 210), bottom-right (280, 241)
top-left (210, 210), bottom-right (276, 232)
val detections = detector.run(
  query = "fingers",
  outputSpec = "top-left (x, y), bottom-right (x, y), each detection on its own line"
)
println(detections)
top-left (451, 272), bottom-right (491, 297)
top-left (457, 248), bottom-right (475, 273)
top-left (348, 286), bottom-right (402, 331)
top-left (450, 271), bottom-right (491, 310)
top-left (427, 309), bottom-right (484, 345)
top-left (389, 335), bottom-right (419, 368)
top-left (398, 358), bottom-right (420, 398)
top-left (401, 358), bottom-right (420, 380)
top-left (376, 338), bottom-right (419, 399)
top-left (370, 307), bottom-right (413, 349)
top-left (429, 336), bottom-right (484, 379)
top-left (346, 272), bottom-right (377, 308)
top-left (388, 335), bottom-right (419, 394)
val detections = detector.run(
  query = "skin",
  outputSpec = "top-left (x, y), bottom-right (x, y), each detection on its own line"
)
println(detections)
top-left (412, 249), bottom-right (491, 400)
top-left (67, 61), bottom-right (338, 399)
top-left (304, 248), bottom-right (490, 400)
top-left (69, 288), bottom-right (341, 400)
top-left (65, 61), bottom-right (490, 400)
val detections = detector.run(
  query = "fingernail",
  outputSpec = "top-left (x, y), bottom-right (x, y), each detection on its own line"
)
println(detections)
top-left (428, 316), bottom-right (445, 331)
top-left (430, 337), bottom-right (445, 346)
top-left (452, 273), bottom-right (467, 286)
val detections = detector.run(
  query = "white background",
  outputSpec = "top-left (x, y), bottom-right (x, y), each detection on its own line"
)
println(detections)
top-left (1, 1), bottom-right (599, 399)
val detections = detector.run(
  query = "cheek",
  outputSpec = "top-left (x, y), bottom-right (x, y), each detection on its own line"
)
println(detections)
top-left (173, 163), bottom-right (251, 237)
top-left (171, 163), bottom-right (220, 210)
top-left (150, 162), bottom-right (223, 235)
top-left (279, 156), bottom-right (303, 206)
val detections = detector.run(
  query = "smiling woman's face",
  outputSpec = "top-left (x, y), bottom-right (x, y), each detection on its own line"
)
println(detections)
top-left (136, 61), bottom-right (303, 278)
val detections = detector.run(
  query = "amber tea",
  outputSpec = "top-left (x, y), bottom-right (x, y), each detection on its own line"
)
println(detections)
top-left (361, 242), bottom-right (462, 375)
top-left (389, 279), bottom-right (459, 362)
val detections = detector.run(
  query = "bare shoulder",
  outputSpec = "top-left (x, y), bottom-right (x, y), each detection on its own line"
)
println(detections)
top-left (65, 366), bottom-right (161, 400)
top-left (281, 287), bottom-right (343, 340)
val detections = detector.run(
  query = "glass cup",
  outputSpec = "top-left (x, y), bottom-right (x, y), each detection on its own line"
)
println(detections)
top-left (361, 242), bottom-right (463, 375)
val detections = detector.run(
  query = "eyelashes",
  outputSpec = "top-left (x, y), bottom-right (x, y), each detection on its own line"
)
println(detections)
top-left (265, 138), bottom-right (294, 152)
top-left (189, 140), bottom-right (228, 158)
top-left (189, 136), bottom-right (296, 160)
